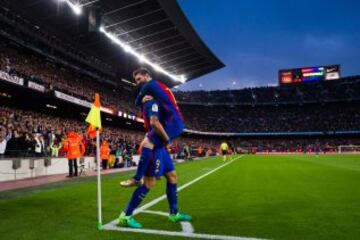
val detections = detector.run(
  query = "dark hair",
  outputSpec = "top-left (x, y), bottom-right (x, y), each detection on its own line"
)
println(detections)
top-left (133, 68), bottom-right (151, 78)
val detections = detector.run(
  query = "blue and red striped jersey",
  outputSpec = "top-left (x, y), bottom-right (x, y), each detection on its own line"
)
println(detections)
top-left (136, 80), bottom-right (184, 129)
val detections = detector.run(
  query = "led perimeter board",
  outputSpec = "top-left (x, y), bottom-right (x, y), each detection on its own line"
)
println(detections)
top-left (279, 65), bottom-right (341, 85)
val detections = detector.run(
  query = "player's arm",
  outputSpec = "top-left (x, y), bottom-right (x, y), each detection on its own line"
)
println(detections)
top-left (145, 99), bottom-right (170, 144)
top-left (150, 116), bottom-right (170, 143)
top-left (135, 83), bottom-right (154, 107)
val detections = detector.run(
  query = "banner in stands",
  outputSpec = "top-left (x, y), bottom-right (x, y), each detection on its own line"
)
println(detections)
top-left (28, 81), bottom-right (45, 92)
top-left (54, 91), bottom-right (92, 108)
top-left (184, 129), bottom-right (360, 137)
top-left (100, 106), bottom-right (114, 115)
top-left (0, 70), bottom-right (24, 86)
top-left (54, 91), bottom-right (143, 122)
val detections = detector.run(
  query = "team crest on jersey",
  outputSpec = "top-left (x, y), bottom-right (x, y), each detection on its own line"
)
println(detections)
top-left (152, 103), bottom-right (158, 112)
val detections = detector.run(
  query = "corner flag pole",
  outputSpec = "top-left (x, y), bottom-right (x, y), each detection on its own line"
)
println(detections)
top-left (96, 128), bottom-right (103, 230)
top-left (85, 93), bottom-right (102, 231)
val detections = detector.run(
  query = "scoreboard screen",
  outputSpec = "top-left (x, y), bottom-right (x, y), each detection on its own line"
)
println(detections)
top-left (279, 65), bottom-right (341, 85)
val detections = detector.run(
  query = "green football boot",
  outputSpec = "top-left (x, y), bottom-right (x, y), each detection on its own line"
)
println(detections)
top-left (118, 212), bottom-right (143, 228)
top-left (168, 212), bottom-right (192, 223)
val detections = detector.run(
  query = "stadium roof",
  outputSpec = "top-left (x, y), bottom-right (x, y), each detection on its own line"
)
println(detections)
top-left (1, 0), bottom-right (224, 87)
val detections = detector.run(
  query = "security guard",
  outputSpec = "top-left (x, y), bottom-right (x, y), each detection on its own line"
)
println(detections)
top-left (63, 132), bottom-right (85, 177)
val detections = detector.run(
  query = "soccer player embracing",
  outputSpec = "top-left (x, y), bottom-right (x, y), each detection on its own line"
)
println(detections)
top-left (118, 68), bottom-right (191, 228)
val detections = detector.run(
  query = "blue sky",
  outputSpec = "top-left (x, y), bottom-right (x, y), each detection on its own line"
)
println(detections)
top-left (176, 0), bottom-right (360, 91)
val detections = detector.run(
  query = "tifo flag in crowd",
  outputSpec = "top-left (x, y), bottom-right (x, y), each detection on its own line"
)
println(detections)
top-left (86, 93), bottom-right (102, 139)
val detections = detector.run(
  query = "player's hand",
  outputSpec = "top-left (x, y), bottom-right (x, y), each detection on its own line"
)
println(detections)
top-left (165, 142), bottom-right (171, 152)
top-left (164, 140), bottom-right (171, 152)
top-left (165, 143), bottom-right (171, 152)
top-left (142, 95), bottom-right (153, 103)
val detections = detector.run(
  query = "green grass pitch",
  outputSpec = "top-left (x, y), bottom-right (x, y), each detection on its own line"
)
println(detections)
top-left (0, 154), bottom-right (360, 240)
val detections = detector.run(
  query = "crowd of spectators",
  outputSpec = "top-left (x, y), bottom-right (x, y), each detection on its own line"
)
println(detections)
top-left (0, 41), bottom-right (137, 115)
top-left (0, 107), bottom-right (143, 160)
top-left (177, 137), bottom-right (360, 154)
top-left (175, 76), bottom-right (360, 105)
top-left (1, 37), bottom-right (360, 134)
top-left (180, 103), bottom-right (360, 133)
top-left (1, 106), bottom-right (360, 159)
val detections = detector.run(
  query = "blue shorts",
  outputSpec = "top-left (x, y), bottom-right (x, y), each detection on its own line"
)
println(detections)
top-left (147, 122), bottom-right (184, 147)
top-left (144, 147), bottom-right (175, 178)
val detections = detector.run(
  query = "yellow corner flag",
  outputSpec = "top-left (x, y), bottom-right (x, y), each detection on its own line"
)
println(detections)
top-left (86, 93), bottom-right (102, 139)
top-left (86, 93), bottom-right (103, 230)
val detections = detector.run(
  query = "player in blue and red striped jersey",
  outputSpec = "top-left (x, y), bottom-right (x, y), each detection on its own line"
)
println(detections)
top-left (118, 68), bottom-right (191, 228)
top-left (120, 68), bottom-right (185, 186)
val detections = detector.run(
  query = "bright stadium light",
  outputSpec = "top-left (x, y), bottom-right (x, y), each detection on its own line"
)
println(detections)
top-left (60, 0), bottom-right (82, 15)
top-left (123, 45), bottom-right (132, 53)
top-left (138, 55), bottom-right (146, 63)
top-left (60, 1), bottom-right (186, 84)
top-left (99, 28), bottom-right (187, 83)
top-left (153, 65), bottom-right (163, 73)
top-left (180, 75), bottom-right (187, 82)
top-left (71, 4), bottom-right (82, 15)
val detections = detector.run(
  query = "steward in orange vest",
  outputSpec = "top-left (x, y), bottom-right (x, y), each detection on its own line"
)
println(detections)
top-left (62, 132), bottom-right (85, 177)
top-left (100, 140), bottom-right (111, 170)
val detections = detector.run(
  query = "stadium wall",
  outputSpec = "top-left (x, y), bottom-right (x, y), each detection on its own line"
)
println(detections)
top-left (0, 156), bottom-right (140, 182)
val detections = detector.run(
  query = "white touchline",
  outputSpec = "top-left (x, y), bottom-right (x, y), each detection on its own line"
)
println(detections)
top-left (103, 156), bottom-right (249, 229)
top-left (104, 225), bottom-right (266, 240)
top-left (104, 156), bottom-right (243, 225)
top-left (102, 155), bottom-right (267, 239)
top-left (134, 155), bottom-right (244, 215)
top-left (142, 210), bottom-right (194, 233)
top-left (142, 210), bottom-right (170, 217)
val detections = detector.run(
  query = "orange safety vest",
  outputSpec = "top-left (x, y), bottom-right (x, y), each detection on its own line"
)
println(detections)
top-left (100, 142), bottom-right (111, 160)
top-left (63, 132), bottom-right (85, 160)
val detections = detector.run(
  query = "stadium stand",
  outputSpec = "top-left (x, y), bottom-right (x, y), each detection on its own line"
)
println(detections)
top-left (175, 76), bottom-right (360, 104)
top-left (0, 40), bottom-right (137, 115)
top-left (179, 102), bottom-right (360, 132)
top-left (1, 37), bottom-right (360, 158)
top-left (3, 104), bottom-right (359, 160)
top-left (175, 77), bottom-right (360, 132)
top-left (0, 0), bottom-right (359, 161)
top-left (0, 106), bottom-right (143, 158)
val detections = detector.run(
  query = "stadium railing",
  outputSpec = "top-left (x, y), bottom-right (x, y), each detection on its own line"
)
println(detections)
top-left (0, 155), bottom-right (141, 182)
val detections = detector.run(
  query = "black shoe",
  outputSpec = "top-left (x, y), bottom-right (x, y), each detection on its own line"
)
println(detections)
top-left (66, 175), bottom-right (73, 178)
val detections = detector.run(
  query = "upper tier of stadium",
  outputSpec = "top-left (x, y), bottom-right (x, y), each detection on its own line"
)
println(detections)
top-left (1, 32), bottom-right (360, 135)
top-left (175, 76), bottom-right (360, 106)
top-left (0, 0), bottom-right (224, 87)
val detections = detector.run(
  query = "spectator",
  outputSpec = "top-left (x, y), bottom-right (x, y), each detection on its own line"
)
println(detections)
top-left (100, 140), bottom-right (111, 170)
top-left (33, 134), bottom-right (45, 157)
top-left (50, 139), bottom-right (62, 157)
top-left (0, 126), bottom-right (9, 158)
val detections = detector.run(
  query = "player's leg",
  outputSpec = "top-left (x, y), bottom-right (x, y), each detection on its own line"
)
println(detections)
top-left (120, 136), bottom-right (154, 187)
top-left (132, 137), bottom-right (154, 182)
top-left (163, 149), bottom-right (192, 222)
top-left (119, 147), bottom-right (162, 228)
top-left (119, 176), bottom-right (156, 228)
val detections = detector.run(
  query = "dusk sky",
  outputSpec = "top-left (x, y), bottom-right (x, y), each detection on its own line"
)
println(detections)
top-left (175, 0), bottom-right (360, 91)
